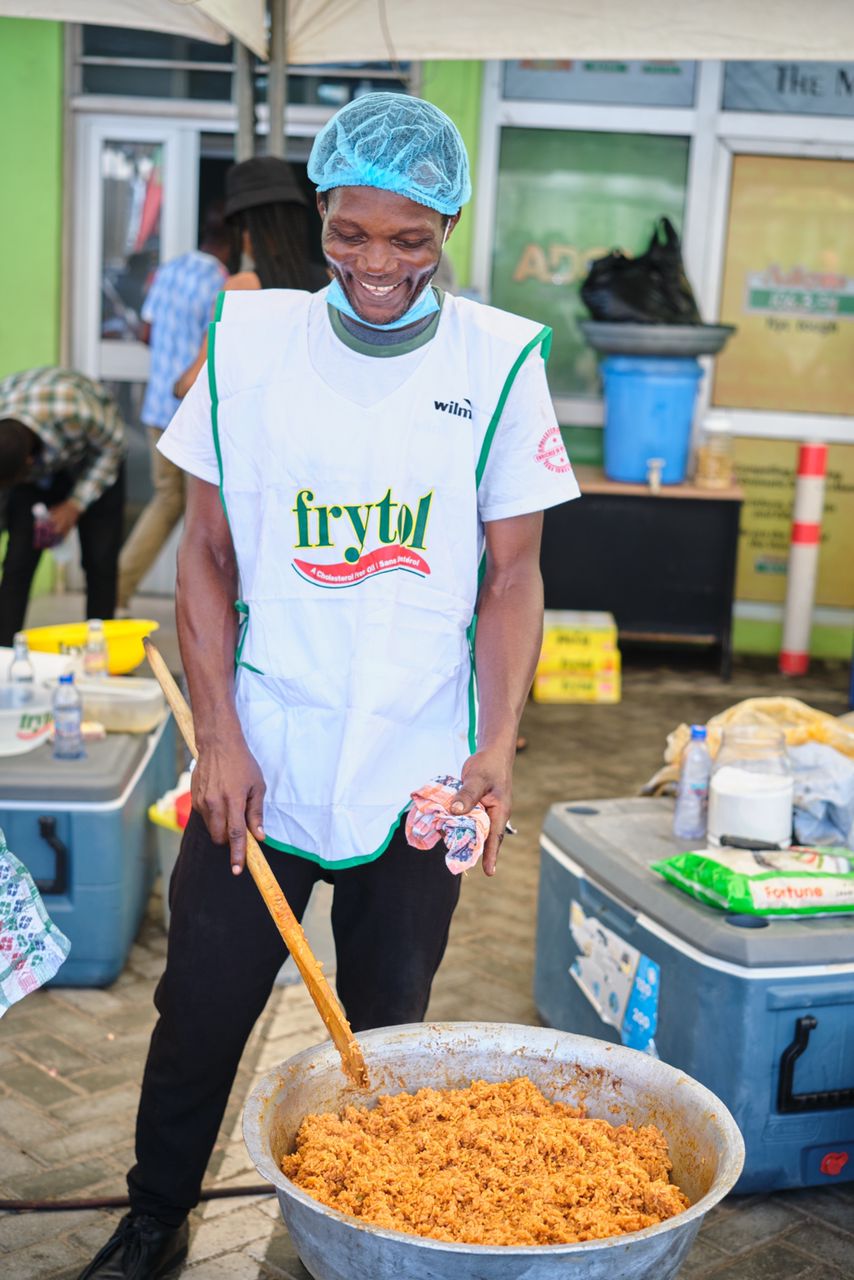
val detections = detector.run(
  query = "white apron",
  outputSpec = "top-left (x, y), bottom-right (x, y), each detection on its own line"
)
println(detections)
top-left (208, 288), bottom-right (550, 867)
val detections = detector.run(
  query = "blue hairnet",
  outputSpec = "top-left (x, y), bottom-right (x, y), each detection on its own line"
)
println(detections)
top-left (308, 92), bottom-right (471, 216)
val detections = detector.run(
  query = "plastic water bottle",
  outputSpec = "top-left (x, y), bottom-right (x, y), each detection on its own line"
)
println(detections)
top-left (7, 632), bottom-right (35, 705)
top-left (673, 724), bottom-right (711, 843)
top-left (83, 619), bottom-right (109, 678)
top-left (52, 673), bottom-right (85, 760)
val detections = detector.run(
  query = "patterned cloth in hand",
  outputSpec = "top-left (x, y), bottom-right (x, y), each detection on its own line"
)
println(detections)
top-left (0, 828), bottom-right (70, 1017)
top-left (406, 775), bottom-right (490, 874)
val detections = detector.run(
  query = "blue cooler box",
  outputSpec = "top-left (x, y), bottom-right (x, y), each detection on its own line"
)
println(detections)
top-left (0, 716), bottom-right (175, 986)
top-left (535, 798), bottom-right (854, 1193)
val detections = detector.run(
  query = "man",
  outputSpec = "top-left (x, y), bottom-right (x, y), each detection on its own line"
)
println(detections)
top-left (116, 206), bottom-right (230, 610)
top-left (0, 367), bottom-right (125, 646)
top-left (78, 93), bottom-right (578, 1280)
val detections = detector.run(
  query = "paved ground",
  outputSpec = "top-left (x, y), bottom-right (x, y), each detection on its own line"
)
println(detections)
top-left (1, 595), bottom-right (852, 1278)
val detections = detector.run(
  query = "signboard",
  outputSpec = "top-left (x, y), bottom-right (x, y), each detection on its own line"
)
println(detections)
top-left (733, 437), bottom-right (854, 609)
top-left (713, 155), bottom-right (854, 416)
top-left (724, 62), bottom-right (854, 117)
top-left (504, 60), bottom-right (695, 107)
top-left (491, 128), bottom-right (689, 397)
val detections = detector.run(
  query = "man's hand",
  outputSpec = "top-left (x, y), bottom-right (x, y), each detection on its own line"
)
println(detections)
top-left (191, 733), bottom-right (266, 875)
top-left (47, 499), bottom-right (82, 540)
top-left (450, 745), bottom-right (514, 877)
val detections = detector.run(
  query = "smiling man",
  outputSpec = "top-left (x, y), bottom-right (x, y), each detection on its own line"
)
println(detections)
top-left (77, 94), bottom-right (578, 1280)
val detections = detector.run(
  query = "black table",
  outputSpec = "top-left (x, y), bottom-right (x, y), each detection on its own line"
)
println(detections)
top-left (541, 466), bottom-right (743, 678)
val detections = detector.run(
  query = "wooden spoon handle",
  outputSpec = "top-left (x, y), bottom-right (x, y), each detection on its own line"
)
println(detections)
top-left (143, 639), bottom-right (369, 1088)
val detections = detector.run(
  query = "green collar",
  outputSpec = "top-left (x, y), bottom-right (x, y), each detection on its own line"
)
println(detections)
top-left (327, 288), bottom-right (444, 358)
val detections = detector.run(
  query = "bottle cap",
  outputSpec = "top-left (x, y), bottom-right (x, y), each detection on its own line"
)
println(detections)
top-left (690, 724), bottom-right (707, 740)
top-left (59, 673), bottom-right (74, 684)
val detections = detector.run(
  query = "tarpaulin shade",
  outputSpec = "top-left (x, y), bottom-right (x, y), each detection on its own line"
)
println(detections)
top-left (0, 1), bottom-right (267, 58)
top-left (285, 0), bottom-right (854, 63)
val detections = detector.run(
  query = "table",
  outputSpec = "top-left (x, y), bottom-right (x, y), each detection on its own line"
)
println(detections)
top-left (541, 466), bottom-right (743, 677)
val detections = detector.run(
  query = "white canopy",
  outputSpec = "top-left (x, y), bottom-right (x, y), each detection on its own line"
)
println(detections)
top-left (286, 0), bottom-right (854, 63)
top-left (0, 1), bottom-right (267, 58)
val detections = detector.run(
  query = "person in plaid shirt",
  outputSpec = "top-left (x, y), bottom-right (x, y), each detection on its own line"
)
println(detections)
top-left (0, 366), bottom-right (126, 644)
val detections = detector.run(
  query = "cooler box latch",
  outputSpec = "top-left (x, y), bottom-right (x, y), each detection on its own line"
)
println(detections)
top-left (778, 1015), bottom-right (854, 1113)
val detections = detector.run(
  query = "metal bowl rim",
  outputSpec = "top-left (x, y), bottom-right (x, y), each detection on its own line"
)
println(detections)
top-left (243, 1021), bottom-right (745, 1257)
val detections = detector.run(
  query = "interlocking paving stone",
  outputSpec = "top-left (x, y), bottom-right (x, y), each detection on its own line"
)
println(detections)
top-left (702, 1240), bottom-right (822, 1279)
top-left (0, 1207), bottom-right (91, 1252)
top-left (700, 1195), bottom-right (803, 1252)
top-left (784, 1220), bottom-right (854, 1272)
top-left (0, 1096), bottom-right (64, 1147)
top-left (0, 1235), bottom-right (86, 1279)
top-left (15, 1159), bottom-right (116, 1201)
top-left (783, 1185), bottom-right (854, 1235)
top-left (2, 1062), bottom-right (81, 1108)
top-left (13, 1034), bottom-right (96, 1077)
top-left (677, 1236), bottom-right (730, 1277)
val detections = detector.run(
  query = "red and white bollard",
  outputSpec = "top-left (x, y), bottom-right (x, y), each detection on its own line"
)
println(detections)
top-left (779, 443), bottom-right (828, 677)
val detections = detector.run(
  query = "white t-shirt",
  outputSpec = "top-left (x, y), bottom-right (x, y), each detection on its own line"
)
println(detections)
top-left (159, 292), bottom-right (580, 523)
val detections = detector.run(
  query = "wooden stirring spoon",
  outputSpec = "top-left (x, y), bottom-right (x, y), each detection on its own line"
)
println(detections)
top-left (144, 638), bottom-right (369, 1089)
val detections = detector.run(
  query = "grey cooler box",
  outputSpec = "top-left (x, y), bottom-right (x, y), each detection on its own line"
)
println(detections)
top-left (535, 797), bottom-right (854, 1193)
top-left (0, 717), bottom-right (175, 986)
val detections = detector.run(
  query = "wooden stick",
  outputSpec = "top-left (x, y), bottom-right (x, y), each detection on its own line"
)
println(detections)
top-left (144, 639), bottom-right (369, 1089)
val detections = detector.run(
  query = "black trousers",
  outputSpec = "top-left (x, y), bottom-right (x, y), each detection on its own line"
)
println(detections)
top-left (127, 810), bottom-right (462, 1225)
top-left (0, 466), bottom-right (125, 646)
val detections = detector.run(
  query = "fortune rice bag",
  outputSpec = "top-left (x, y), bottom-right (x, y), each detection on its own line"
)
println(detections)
top-left (652, 846), bottom-right (854, 917)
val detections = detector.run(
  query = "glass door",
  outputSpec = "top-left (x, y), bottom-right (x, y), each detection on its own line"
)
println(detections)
top-left (72, 115), bottom-right (199, 381)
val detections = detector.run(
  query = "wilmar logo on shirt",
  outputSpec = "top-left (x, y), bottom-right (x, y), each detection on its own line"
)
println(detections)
top-left (292, 487), bottom-right (433, 587)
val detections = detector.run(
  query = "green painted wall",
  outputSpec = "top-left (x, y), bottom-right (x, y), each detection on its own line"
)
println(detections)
top-left (421, 60), bottom-right (483, 287)
top-left (0, 19), bottom-right (63, 377)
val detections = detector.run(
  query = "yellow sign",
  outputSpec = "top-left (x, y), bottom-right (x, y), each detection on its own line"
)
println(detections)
top-left (734, 437), bottom-right (854, 608)
top-left (714, 155), bottom-right (854, 415)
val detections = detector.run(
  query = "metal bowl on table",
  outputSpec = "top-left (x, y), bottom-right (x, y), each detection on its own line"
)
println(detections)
top-left (244, 1022), bottom-right (744, 1280)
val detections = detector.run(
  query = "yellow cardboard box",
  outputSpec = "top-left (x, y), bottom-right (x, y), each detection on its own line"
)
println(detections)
top-left (536, 646), bottom-right (620, 677)
top-left (533, 667), bottom-right (621, 704)
top-left (540, 610), bottom-right (617, 657)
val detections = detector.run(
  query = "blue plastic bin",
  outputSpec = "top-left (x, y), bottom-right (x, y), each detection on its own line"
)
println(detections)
top-left (602, 355), bottom-right (703, 484)
top-left (0, 717), bottom-right (175, 986)
top-left (535, 798), bottom-right (854, 1193)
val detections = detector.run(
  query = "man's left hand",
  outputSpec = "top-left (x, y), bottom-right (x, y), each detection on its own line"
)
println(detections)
top-left (450, 745), bottom-right (514, 877)
top-left (47, 499), bottom-right (82, 540)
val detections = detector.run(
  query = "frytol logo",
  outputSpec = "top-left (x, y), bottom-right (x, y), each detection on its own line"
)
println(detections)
top-left (434, 397), bottom-right (472, 419)
top-left (291, 487), bottom-right (433, 588)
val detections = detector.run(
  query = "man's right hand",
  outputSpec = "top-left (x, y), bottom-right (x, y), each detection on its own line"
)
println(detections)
top-left (191, 734), bottom-right (266, 875)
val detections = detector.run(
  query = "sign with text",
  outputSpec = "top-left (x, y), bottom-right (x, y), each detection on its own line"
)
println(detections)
top-left (724, 62), bottom-right (854, 117)
top-left (733, 438), bottom-right (854, 608)
top-left (504, 60), bottom-right (695, 107)
top-left (491, 128), bottom-right (689, 397)
top-left (713, 155), bottom-right (854, 416)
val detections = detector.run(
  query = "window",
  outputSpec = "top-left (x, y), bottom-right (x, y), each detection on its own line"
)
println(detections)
top-left (503, 60), bottom-right (696, 107)
top-left (78, 26), bottom-right (410, 106)
top-left (713, 154), bottom-right (854, 416)
top-left (490, 129), bottom-right (690, 397)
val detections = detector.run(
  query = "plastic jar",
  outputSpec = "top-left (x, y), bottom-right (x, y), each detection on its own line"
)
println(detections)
top-left (694, 421), bottom-right (735, 490)
top-left (707, 726), bottom-right (793, 849)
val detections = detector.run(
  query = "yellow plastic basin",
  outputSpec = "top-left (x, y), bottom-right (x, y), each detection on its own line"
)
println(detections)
top-left (24, 619), bottom-right (160, 675)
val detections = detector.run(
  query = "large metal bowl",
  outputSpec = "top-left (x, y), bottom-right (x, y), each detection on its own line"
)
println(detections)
top-left (244, 1023), bottom-right (744, 1280)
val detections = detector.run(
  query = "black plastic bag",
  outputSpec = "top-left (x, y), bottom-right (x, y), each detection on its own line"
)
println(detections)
top-left (580, 217), bottom-right (701, 325)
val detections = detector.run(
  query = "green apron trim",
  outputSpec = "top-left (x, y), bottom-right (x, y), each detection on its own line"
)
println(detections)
top-left (207, 319), bottom-right (229, 526)
top-left (234, 600), bottom-right (264, 675)
top-left (466, 329), bottom-right (550, 753)
top-left (213, 290), bottom-right (226, 322)
top-left (262, 803), bottom-right (411, 870)
top-left (474, 325), bottom-right (552, 488)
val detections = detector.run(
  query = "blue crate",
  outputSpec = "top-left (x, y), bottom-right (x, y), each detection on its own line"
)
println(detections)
top-left (0, 717), bottom-right (175, 986)
top-left (535, 798), bottom-right (854, 1193)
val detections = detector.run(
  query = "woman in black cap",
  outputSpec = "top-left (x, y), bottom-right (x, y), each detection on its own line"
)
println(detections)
top-left (175, 156), bottom-right (319, 396)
